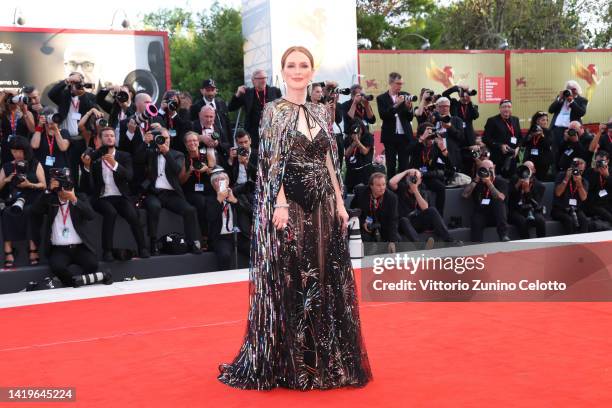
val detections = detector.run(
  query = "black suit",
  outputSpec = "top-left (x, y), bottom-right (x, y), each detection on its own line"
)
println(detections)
top-left (508, 177), bottom-right (547, 238)
top-left (376, 91), bottom-right (415, 178)
top-left (159, 110), bottom-right (192, 154)
top-left (190, 97), bottom-right (231, 136)
top-left (549, 95), bottom-right (589, 155)
top-left (226, 149), bottom-right (257, 186)
top-left (483, 114), bottom-right (522, 178)
top-left (191, 120), bottom-right (230, 168)
top-left (350, 185), bottom-right (400, 243)
top-left (31, 192), bottom-right (98, 286)
top-left (142, 148), bottom-right (199, 242)
top-left (432, 115), bottom-right (465, 172)
top-left (87, 150), bottom-right (146, 252)
top-left (206, 197), bottom-right (251, 270)
top-left (468, 176), bottom-right (509, 242)
top-left (228, 85), bottom-right (282, 148)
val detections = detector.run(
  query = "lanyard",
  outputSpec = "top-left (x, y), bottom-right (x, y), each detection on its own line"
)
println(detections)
top-left (102, 155), bottom-right (114, 171)
top-left (422, 145), bottom-right (433, 166)
top-left (600, 174), bottom-right (607, 190)
top-left (189, 157), bottom-right (202, 183)
top-left (503, 118), bottom-right (515, 138)
top-left (223, 202), bottom-right (232, 231)
top-left (255, 88), bottom-right (266, 106)
top-left (59, 202), bottom-right (70, 226)
top-left (569, 180), bottom-right (577, 198)
top-left (483, 176), bottom-right (495, 199)
top-left (168, 114), bottom-right (174, 129)
top-left (460, 104), bottom-right (467, 120)
top-left (369, 194), bottom-right (383, 214)
top-left (71, 98), bottom-right (80, 112)
top-left (10, 111), bottom-right (17, 135)
top-left (532, 134), bottom-right (541, 147)
top-left (45, 129), bottom-right (55, 156)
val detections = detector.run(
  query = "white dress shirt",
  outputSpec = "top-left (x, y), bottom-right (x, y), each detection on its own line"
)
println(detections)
top-left (554, 100), bottom-right (571, 128)
top-left (155, 153), bottom-right (174, 190)
top-left (390, 94), bottom-right (405, 134)
top-left (61, 96), bottom-right (80, 137)
top-left (101, 150), bottom-right (121, 197)
top-left (51, 201), bottom-right (83, 246)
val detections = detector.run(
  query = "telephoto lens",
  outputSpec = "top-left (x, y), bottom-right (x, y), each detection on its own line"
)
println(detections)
top-left (408, 175), bottom-right (418, 184)
top-left (167, 100), bottom-right (178, 111)
top-left (567, 128), bottom-right (577, 137)
top-left (46, 113), bottom-right (62, 124)
top-left (477, 167), bottom-right (490, 179)
top-left (562, 89), bottom-right (571, 98)
top-left (471, 149), bottom-right (481, 159)
top-left (96, 118), bottom-right (108, 128)
top-left (596, 160), bottom-right (607, 168)
top-left (115, 90), bottom-right (129, 103)
top-left (360, 93), bottom-right (374, 101)
top-left (517, 165), bottom-right (531, 180)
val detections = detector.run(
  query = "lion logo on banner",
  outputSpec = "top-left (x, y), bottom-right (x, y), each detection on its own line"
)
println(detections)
top-left (571, 58), bottom-right (601, 101)
top-left (515, 77), bottom-right (527, 87)
top-left (426, 59), bottom-right (455, 89)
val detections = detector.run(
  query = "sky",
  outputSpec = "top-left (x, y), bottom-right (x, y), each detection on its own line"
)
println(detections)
top-left (1, 0), bottom-right (241, 30)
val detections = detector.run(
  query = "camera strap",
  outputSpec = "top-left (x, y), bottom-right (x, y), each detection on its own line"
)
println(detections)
top-left (10, 111), bottom-right (17, 135)
top-left (189, 158), bottom-right (202, 183)
top-left (59, 201), bottom-right (71, 227)
top-left (503, 118), bottom-right (515, 138)
top-left (369, 194), bottom-right (383, 215)
top-left (71, 98), bottom-right (80, 113)
top-left (422, 146), bottom-right (433, 166)
top-left (45, 130), bottom-right (55, 156)
top-left (255, 87), bottom-right (267, 107)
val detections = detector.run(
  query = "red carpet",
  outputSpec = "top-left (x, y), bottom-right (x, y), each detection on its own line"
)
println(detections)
top-left (1, 272), bottom-right (611, 407)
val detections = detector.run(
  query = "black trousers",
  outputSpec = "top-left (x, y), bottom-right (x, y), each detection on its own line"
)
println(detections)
top-left (68, 138), bottom-right (87, 191)
top-left (551, 126), bottom-right (567, 165)
top-left (584, 204), bottom-right (612, 224)
top-left (92, 195), bottom-right (145, 250)
top-left (551, 206), bottom-right (589, 234)
top-left (383, 137), bottom-right (410, 179)
top-left (509, 210), bottom-right (546, 239)
top-left (212, 234), bottom-right (250, 270)
top-left (399, 207), bottom-right (451, 242)
top-left (470, 201), bottom-right (508, 242)
top-left (49, 244), bottom-right (98, 286)
top-left (423, 177), bottom-right (446, 215)
top-left (185, 192), bottom-right (208, 237)
top-left (345, 166), bottom-right (372, 195)
top-left (144, 190), bottom-right (199, 241)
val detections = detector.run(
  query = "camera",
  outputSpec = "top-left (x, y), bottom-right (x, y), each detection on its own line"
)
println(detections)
top-left (562, 89), bottom-right (571, 98)
top-left (237, 146), bottom-right (249, 157)
top-left (114, 90), bottom-right (129, 104)
top-left (408, 175), bottom-right (418, 184)
top-left (365, 219), bottom-right (382, 242)
top-left (73, 81), bottom-right (94, 90)
top-left (459, 88), bottom-right (477, 97)
top-left (10, 94), bottom-right (30, 105)
top-left (571, 160), bottom-right (581, 176)
top-left (359, 93), bottom-right (374, 101)
top-left (521, 198), bottom-right (542, 222)
top-left (596, 159), bottom-right (608, 168)
top-left (471, 148), bottom-right (481, 159)
top-left (13, 160), bottom-right (28, 185)
top-left (398, 92), bottom-right (418, 102)
top-left (9, 195), bottom-right (26, 215)
top-left (49, 167), bottom-right (74, 191)
top-left (477, 167), bottom-right (490, 180)
top-left (96, 118), bottom-right (108, 128)
top-left (567, 128), bottom-right (578, 137)
top-left (349, 122), bottom-right (362, 135)
top-left (134, 103), bottom-right (158, 126)
top-left (84, 145), bottom-right (110, 162)
top-left (192, 147), bottom-right (208, 170)
top-left (530, 124), bottom-right (543, 134)
top-left (151, 129), bottom-right (165, 146)
top-left (165, 98), bottom-right (178, 111)
top-left (434, 111), bottom-right (451, 123)
top-left (516, 165), bottom-right (531, 180)
top-left (45, 113), bottom-right (62, 125)
top-left (211, 131), bottom-right (221, 141)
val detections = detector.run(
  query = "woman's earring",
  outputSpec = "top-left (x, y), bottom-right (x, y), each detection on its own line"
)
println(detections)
top-left (282, 81), bottom-right (287, 95)
top-left (307, 80), bottom-right (313, 95)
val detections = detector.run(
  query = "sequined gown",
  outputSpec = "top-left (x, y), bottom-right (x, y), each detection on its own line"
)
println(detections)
top-left (218, 100), bottom-right (372, 390)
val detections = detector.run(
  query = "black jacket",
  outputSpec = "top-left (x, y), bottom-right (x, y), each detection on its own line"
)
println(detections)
top-left (340, 99), bottom-right (376, 135)
top-left (548, 95), bottom-right (588, 126)
top-left (226, 149), bottom-right (258, 186)
top-left (508, 177), bottom-right (546, 213)
top-left (376, 91), bottom-right (414, 144)
top-left (142, 148), bottom-right (186, 198)
top-left (351, 185), bottom-right (400, 243)
top-left (190, 97), bottom-right (231, 136)
top-left (48, 80), bottom-right (96, 124)
top-left (158, 110), bottom-right (192, 154)
top-left (95, 89), bottom-right (136, 129)
top-left (88, 149), bottom-right (133, 199)
top-left (31, 192), bottom-right (97, 255)
top-left (433, 115), bottom-right (465, 170)
top-left (205, 197), bottom-right (251, 244)
top-left (483, 114), bottom-right (522, 167)
top-left (442, 86), bottom-right (479, 146)
top-left (191, 120), bottom-right (230, 168)
top-left (228, 85), bottom-right (282, 147)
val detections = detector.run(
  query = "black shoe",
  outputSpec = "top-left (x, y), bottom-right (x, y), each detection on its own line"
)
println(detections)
top-left (500, 235), bottom-right (511, 242)
top-left (190, 241), bottom-right (202, 255)
top-left (150, 238), bottom-right (160, 256)
top-left (138, 247), bottom-right (151, 259)
top-left (102, 251), bottom-right (115, 262)
top-left (445, 239), bottom-right (464, 247)
top-left (102, 271), bottom-right (113, 285)
top-left (72, 275), bottom-right (83, 288)
top-left (424, 237), bottom-right (435, 250)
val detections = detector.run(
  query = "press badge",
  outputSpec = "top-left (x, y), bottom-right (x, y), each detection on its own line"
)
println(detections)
top-left (69, 112), bottom-right (81, 121)
top-left (481, 198), bottom-right (491, 205)
top-left (436, 157), bottom-right (445, 164)
top-left (169, 129), bottom-right (177, 138)
top-left (62, 228), bottom-right (70, 238)
top-left (420, 166), bottom-right (428, 173)
top-left (195, 183), bottom-right (204, 192)
top-left (510, 137), bottom-right (517, 145)
top-left (569, 198), bottom-right (578, 206)
top-left (599, 190), bottom-right (608, 197)
top-left (366, 216), bottom-right (373, 224)
top-left (530, 149), bottom-right (539, 156)
top-left (565, 149), bottom-right (574, 156)
top-left (45, 156), bottom-right (55, 166)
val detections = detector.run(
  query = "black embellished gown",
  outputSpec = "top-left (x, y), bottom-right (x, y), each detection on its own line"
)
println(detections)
top-left (217, 117), bottom-right (372, 390)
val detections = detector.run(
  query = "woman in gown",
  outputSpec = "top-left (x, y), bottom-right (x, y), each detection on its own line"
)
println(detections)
top-left (218, 46), bottom-right (372, 390)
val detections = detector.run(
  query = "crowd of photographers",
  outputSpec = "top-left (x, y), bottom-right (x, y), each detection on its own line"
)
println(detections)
top-left (0, 68), bottom-right (611, 288)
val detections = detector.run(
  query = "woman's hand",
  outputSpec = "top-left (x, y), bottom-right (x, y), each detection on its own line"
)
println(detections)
top-left (17, 179), bottom-right (31, 189)
top-left (272, 206), bottom-right (289, 230)
top-left (337, 203), bottom-right (349, 233)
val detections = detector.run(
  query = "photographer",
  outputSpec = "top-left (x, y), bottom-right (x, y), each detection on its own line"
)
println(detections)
top-left (556, 121), bottom-right (594, 172)
top-left (31, 107), bottom-right (70, 183)
top-left (407, 122), bottom-right (452, 215)
top-left (442, 84), bottom-right (479, 147)
top-left (0, 91), bottom-right (36, 165)
top-left (414, 88), bottom-right (439, 125)
top-left (228, 70), bottom-right (282, 148)
top-left (522, 112), bottom-right (554, 181)
top-left (462, 160), bottom-right (510, 242)
top-left (549, 80), bottom-right (588, 155)
top-left (0, 136), bottom-right (46, 267)
top-left (180, 131), bottom-right (217, 249)
top-left (23, 86), bottom-right (45, 121)
top-left (119, 92), bottom-right (162, 194)
top-left (431, 97), bottom-right (465, 177)
top-left (48, 72), bottom-right (96, 187)
top-left (483, 99), bottom-right (522, 178)
top-left (343, 121), bottom-right (374, 194)
top-left (189, 79), bottom-right (231, 135)
top-left (508, 161), bottom-right (547, 239)
top-left (140, 127), bottom-right (202, 255)
top-left (81, 127), bottom-right (149, 261)
top-left (583, 150), bottom-right (612, 224)
top-left (350, 172), bottom-right (400, 253)
top-left (341, 84), bottom-right (376, 136)
top-left (95, 84), bottom-right (136, 132)
top-left (191, 105), bottom-right (230, 169)
top-left (158, 90), bottom-right (191, 155)
top-left (206, 170), bottom-right (251, 270)
top-left (310, 82), bottom-right (343, 127)
top-left (389, 168), bottom-right (459, 246)
top-left (465, 145), bottom-right (491, 179)
top-left (589, 120), bottom-right (612, 157)
top-left (376, 72), bottom-right (415, 178)
top-left (552, 158), bottom-right (589, 234)
top-left (31, 169), bottom-right (111, 288)
top-left (227, 129), bottom-right (257, 187)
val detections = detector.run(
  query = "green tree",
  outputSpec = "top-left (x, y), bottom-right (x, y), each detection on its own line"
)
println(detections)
top-left (143, 3), bottom-right (244, 102)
